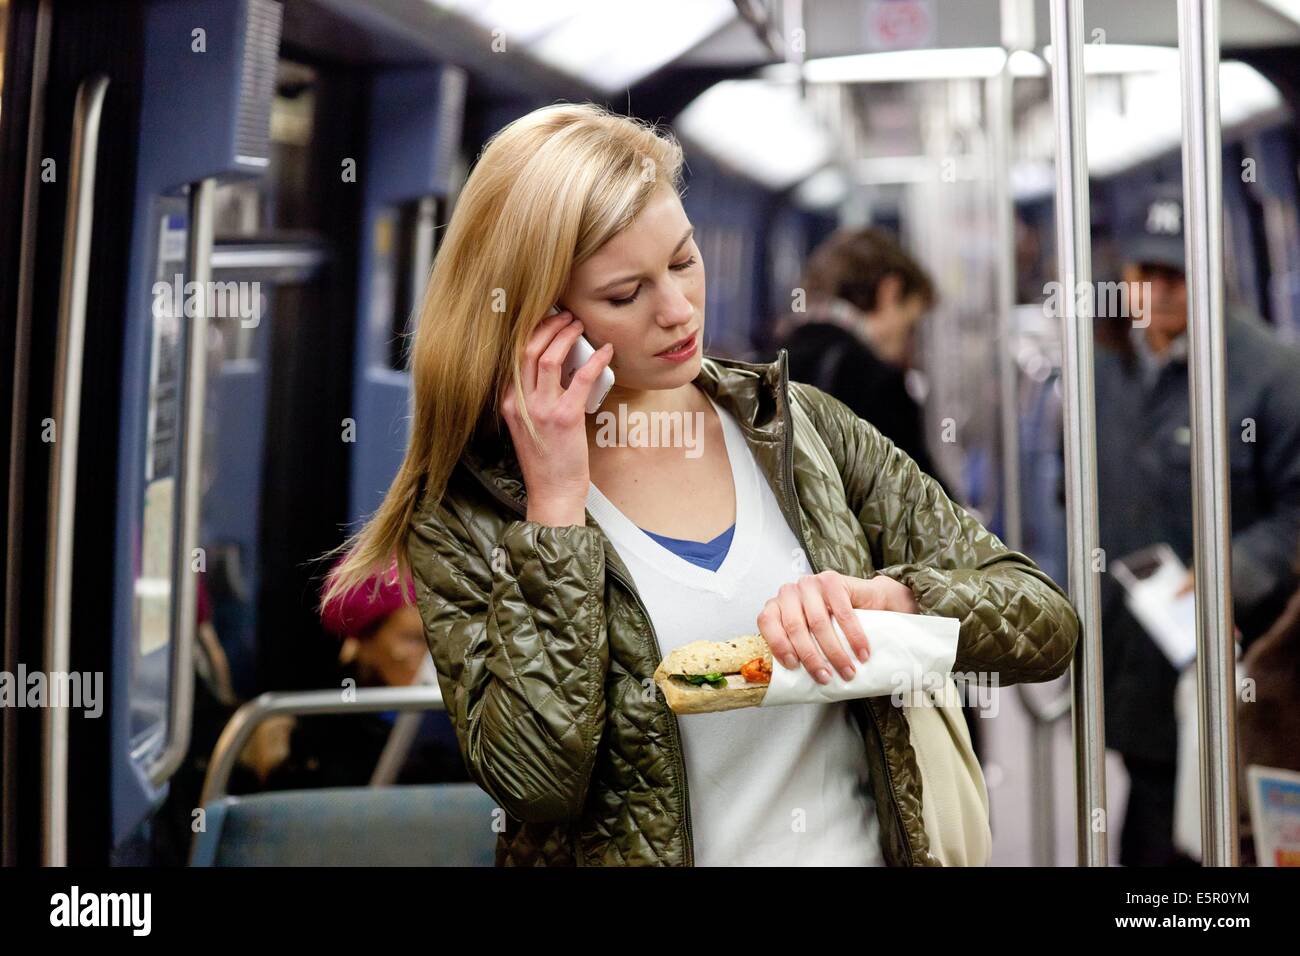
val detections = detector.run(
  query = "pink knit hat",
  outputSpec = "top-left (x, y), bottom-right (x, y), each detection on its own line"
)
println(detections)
top-left (320, 555), bottom-right (416, 638)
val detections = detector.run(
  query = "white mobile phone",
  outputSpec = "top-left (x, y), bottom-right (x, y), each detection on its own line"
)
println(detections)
top-left (551, 305), bottom-right (615, 413)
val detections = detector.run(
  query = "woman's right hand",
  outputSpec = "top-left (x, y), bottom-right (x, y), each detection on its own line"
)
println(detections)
top-left (500, 310), bottom-right (614, 527)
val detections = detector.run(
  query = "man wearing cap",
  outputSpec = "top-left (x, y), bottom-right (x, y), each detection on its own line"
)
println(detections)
top-left (1091, 184), bottom-right (1300, 865)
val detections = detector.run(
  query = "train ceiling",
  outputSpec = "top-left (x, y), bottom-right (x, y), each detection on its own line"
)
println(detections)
top-left (286, 1), bottom-right (1300, 202)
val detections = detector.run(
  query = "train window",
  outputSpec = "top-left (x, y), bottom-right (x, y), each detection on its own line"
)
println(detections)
top-left (367, 197), bottom-right (441, 374)
top-left (211, 60), bottom-right (318, 239)
top-left (377, 196), bottom-right (440, 372)
top-left (129, 195), bottom-right (191, 745)
top-left (202, 57), bottom-right (332, 364)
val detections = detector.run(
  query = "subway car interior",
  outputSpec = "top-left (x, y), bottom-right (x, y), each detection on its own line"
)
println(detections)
top-left (3, 0), bottom-right (1300, 870)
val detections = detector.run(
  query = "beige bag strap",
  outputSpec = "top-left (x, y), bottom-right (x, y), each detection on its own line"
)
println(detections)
top-left (907, 680), bottom-right (992, 866)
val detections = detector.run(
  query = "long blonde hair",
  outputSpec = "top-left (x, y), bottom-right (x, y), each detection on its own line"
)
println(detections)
top-left (322, 102), bottom-right (685, 609)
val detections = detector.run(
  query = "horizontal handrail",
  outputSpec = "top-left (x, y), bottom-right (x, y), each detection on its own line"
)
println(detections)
top-left (199, 685), bottom-right (446, 807)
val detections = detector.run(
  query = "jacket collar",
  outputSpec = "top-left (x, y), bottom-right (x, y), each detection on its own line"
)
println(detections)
top-left (460, 350), bottom-right (792, 517)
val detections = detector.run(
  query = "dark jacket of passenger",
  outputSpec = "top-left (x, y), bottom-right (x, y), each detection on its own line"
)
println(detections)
top-left (778, 318), bottom-right (949, 496)
top-left (1092, 309), bottom-right (1300, 762)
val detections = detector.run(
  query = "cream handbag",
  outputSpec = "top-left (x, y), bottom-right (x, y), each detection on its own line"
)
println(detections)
top-left (905, 677), bottom-right (993, 866)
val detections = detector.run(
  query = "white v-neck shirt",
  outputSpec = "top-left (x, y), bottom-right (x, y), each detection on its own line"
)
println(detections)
top-left (586, 395), bottom-right (882, 866)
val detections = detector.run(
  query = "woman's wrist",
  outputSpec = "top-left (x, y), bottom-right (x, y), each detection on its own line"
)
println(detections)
top-left (527, 495), bottom-right (588, 528)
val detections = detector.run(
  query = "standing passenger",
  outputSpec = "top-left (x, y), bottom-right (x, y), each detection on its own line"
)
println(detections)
top-left (1092, 183), bottom-right (1300, 865)
top-left (775, 227), bottom-right (947, 492)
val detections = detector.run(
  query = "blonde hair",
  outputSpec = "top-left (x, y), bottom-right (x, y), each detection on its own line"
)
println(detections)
top-left (322, 102), bottom-right (685, 610)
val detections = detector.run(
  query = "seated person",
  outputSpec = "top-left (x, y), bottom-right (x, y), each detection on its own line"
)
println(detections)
top-left (232, 558), bottom-right (469, 792)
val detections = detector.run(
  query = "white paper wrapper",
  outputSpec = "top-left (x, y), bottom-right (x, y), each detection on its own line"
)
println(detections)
top-left (759, 609), bottom-right (960, 707)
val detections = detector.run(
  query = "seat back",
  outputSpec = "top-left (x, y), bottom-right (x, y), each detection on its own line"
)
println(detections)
top-left (191, 783), bottom-right (497, 866)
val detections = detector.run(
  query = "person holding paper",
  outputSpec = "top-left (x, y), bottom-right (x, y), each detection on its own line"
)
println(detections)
top-left (325, 103), bottom-right (1080, 866)
top-left (1091, 183), bottom-right (1300, 866)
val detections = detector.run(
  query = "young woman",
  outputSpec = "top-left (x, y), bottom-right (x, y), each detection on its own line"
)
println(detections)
top-left (326, 103), bottom-right (1080, 866)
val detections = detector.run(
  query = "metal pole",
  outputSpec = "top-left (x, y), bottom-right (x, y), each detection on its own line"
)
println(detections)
top-left (5, 0), bottom-right (53, 869)
top-left (993, 0), bottom-right (1045, 863)
top-left (1176, 0), bottom-right (1238, 866)
top-left (993, 3), bottom-right (1034, 554)
top-left (1019, 682), bottom-right (1072, 865)
top-left (988, 51), bottom-right (1022, 552)
top-left (44, 74), bottom-right (110, 867)
top-left (1032, 717), bottom-right (1057, 865)
top-left (1047, 0), bottom-right (1107, 867)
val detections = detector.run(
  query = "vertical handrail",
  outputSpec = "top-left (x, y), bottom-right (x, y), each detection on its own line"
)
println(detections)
top-left (990, 1), bottom-right (1028, 553)
top-left (148, 178), bottom-right (214, 787)
top-left (992, 0), bottom-right (1069, 867)
top-left (1031, 697), bottom-right (1058, 865)
top-left (990, 63), bottom-right (1022, 552)
top-left (1018, 683), bottom-right (1072, 865)
top-left (1176, 0), bottom-right (1238, 866)
top-left (43, 73), bottom-right (110, 866)
top-left (1047, 0), bottom-right (1108, 867)
top-left (5, 0), bottom-right (53, 869)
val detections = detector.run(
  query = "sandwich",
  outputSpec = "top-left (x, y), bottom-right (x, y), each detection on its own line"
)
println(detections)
top-left (653, 635), bottom-right (774, 714)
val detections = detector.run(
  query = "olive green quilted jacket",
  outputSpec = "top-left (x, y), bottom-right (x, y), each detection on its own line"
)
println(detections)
top-left (407, 350), bottom-right (1080, 866)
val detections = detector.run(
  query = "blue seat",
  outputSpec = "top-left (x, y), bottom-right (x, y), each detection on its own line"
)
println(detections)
top-left (190, 783), bottom-right (499, 866)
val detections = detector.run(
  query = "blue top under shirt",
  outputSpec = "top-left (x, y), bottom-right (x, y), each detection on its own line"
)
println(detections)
top-left (639, 523), bottom-right (736, 572)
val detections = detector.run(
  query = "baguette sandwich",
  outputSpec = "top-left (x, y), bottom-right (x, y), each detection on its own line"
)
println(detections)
top-left (653, 635), bottom-right (774, 714)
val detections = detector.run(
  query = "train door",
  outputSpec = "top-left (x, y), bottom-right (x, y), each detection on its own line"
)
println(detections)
top-left (2, 0), bottom-right (293, 866)
top-left (3, 0), bottom-right (476, 866)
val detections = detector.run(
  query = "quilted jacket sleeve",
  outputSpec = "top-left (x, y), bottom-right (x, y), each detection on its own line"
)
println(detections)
top-left (407, 490), bottom-right (608, 823)
top-left (796, 382), bottom-right (1080, 684)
